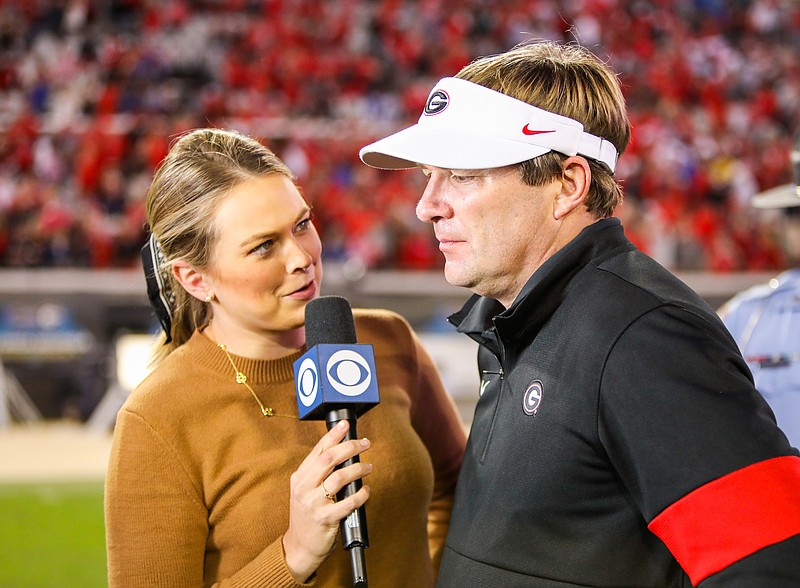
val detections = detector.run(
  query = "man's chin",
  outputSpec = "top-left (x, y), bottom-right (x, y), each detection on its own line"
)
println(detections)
top-left (443, 264), bottom-right (473, 290)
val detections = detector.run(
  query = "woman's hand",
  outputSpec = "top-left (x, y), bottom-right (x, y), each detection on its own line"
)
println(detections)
top-left (282, 420), bottom-right (372, 583)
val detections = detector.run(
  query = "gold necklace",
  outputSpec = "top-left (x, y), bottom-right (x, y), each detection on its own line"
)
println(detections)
top-left (217, 343), bottom-right (296, 419)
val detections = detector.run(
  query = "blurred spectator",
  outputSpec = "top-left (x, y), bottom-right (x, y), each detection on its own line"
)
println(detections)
top-left (1, 0), bottom-right (800, 271)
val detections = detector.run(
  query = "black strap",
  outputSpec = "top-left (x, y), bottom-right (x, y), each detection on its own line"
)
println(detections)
top-left (141, 234), bottom-right (174, 343)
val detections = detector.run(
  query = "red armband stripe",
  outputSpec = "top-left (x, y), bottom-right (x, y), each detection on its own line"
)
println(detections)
top-left (648, 455), bottom-right (800, 586)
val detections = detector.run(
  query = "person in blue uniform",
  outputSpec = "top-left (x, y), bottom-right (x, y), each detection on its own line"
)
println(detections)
top-left (719, 134), bottom-right (800, 449)
top-left (359, 40), bottom-right (800, 587)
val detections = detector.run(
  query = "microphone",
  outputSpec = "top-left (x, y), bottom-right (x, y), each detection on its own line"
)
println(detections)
top-left (293, 296), bottom-right (380, 588)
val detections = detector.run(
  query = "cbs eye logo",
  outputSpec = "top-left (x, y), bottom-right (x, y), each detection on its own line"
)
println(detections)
top-left (297, 358), bottom-right (319, 407)
top-left (326, 350), bottom-right (372, 396)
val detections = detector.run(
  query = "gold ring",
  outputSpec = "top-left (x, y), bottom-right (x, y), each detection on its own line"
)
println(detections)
top-left (321, 480), bottom-right (335, 501)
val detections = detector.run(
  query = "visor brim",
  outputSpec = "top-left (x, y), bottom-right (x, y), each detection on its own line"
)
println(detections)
top-left (360, 123), bottom-right (551, 170)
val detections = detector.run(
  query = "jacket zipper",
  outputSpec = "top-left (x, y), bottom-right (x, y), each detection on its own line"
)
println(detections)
top-left (479, 359), bottom-right (504, 464)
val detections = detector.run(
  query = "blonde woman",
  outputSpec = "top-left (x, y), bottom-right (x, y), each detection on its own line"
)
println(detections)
top-left (104, 128), bottom-right (466, 587)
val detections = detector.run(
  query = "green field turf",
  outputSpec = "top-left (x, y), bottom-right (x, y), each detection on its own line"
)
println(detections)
top-left (0, 481), bottom-right (107, 588)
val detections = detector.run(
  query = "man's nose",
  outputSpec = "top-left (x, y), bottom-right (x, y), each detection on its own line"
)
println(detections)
top-left (416, 175), bottom-right (451, 223)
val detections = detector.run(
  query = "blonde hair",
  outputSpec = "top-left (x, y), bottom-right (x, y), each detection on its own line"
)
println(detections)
top-left (456, 40), bottom-right (630, 218)
top-left (146, 128), bottom-right (293, 363)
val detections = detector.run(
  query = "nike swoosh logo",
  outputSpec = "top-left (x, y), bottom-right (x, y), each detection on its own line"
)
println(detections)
top-left (521, 125), bottom-right (556, 136)
top-left (480, 380), bottom-right (490, 396)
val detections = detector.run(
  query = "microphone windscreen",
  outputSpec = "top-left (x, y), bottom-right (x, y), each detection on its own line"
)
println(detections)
top-left (305, 296), bottom-right (357, 348)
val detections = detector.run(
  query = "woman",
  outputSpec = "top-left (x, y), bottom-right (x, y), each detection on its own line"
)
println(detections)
top-left (104, 128), bottom-right (467, 587)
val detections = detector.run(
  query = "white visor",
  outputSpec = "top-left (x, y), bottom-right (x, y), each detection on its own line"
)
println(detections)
top-left (360, 77), bottom-right (619, 173)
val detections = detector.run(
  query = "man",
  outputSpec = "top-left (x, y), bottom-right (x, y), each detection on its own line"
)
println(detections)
top-left (359, 41), bottom-right (800, 587)
top-left (719, 134), bottom-right (800, 449)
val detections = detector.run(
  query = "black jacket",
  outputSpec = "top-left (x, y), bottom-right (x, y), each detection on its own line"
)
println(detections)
top-left (437, 218), bottom-right (800, 588)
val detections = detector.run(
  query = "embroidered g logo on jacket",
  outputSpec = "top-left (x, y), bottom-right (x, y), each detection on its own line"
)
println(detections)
top-left (523, 380), bottom-right (543, 415)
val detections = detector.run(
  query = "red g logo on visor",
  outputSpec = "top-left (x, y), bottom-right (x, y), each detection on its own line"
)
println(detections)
top-left (424, 89), bottom-right (449, 115)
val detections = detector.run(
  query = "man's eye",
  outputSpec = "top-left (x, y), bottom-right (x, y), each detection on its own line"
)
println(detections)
top-left (451, 173), bottom-right (473, 182)
top-left (252, 240), bottom-right (273, 255)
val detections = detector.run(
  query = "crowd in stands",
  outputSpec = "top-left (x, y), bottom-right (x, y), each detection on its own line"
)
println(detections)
top-left (2, 0), bottom-right (800, 273)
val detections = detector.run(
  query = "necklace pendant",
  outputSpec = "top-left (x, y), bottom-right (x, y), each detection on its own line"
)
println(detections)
top-left (217, 341), bottom-right (293, 420)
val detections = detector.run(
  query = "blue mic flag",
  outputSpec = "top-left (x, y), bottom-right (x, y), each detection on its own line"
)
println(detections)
top-left (294, 343), bottom-right (380, 420)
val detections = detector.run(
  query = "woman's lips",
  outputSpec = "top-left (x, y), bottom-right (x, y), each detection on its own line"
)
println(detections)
top-left (287, 279), bottom-right (317, 300)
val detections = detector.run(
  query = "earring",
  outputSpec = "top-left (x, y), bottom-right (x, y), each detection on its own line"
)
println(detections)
top-left (205, 294), bottom-right (213, 303)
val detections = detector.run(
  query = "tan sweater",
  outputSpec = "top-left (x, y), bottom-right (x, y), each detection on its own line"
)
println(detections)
top-left (105, 309), bottom-right (466, 587)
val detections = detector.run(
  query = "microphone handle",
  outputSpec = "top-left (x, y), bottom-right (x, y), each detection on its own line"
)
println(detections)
top-left (325, 407), bottom-right (369, 587)
top-left (349, 545), bottom-right (368, 588)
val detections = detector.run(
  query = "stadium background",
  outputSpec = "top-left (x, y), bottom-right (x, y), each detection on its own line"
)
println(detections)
top-left (1, 1), bottom-right (799, 586)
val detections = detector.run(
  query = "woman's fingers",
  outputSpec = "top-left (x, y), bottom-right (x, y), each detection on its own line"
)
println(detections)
top-left (320, 460), bottom-right (373, 500)
top-left (319, 436), bottom-right (371, 475)
top-left (297, 421), bottom-right (372, 498)
top-left (305, 420), bottom-right (349, 463)
top-left (325, 484), bottom-right (371, 520)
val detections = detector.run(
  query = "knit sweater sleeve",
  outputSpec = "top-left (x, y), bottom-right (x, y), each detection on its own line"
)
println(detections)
top-left (105, 407), bottom-right (209, 586)
top-left (406, 323), bottom-right (467, 573)
top-left (212, 541), bottom-right (313, 588)
top-left (354, 308), bottom-right (466, 576)
top-left (105, 408), bottom-right (313, 588)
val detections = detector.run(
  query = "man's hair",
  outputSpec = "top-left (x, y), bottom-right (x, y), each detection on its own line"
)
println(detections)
top-left (455, 40), bottom-right (630, 218)
top-left (146, 127), bottom-right (294, 359)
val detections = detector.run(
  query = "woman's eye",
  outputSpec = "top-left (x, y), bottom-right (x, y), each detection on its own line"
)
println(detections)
top-left (296, 216), bottom-right (313, 232)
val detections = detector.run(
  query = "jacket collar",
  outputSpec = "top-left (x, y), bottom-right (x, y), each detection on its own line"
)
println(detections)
top-left (449, 218), bottom-right (633, 344)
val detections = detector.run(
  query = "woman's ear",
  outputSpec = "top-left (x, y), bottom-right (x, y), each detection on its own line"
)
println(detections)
top-left (554, 156), bottom-right (592, 220)
top-left (172, 261), bottom-right (211, 302)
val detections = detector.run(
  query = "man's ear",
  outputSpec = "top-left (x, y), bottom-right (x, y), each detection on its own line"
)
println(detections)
top-left (554, 156), bottom-right (592, 220)
top-left (172, 260), bottom-right (211, 302)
